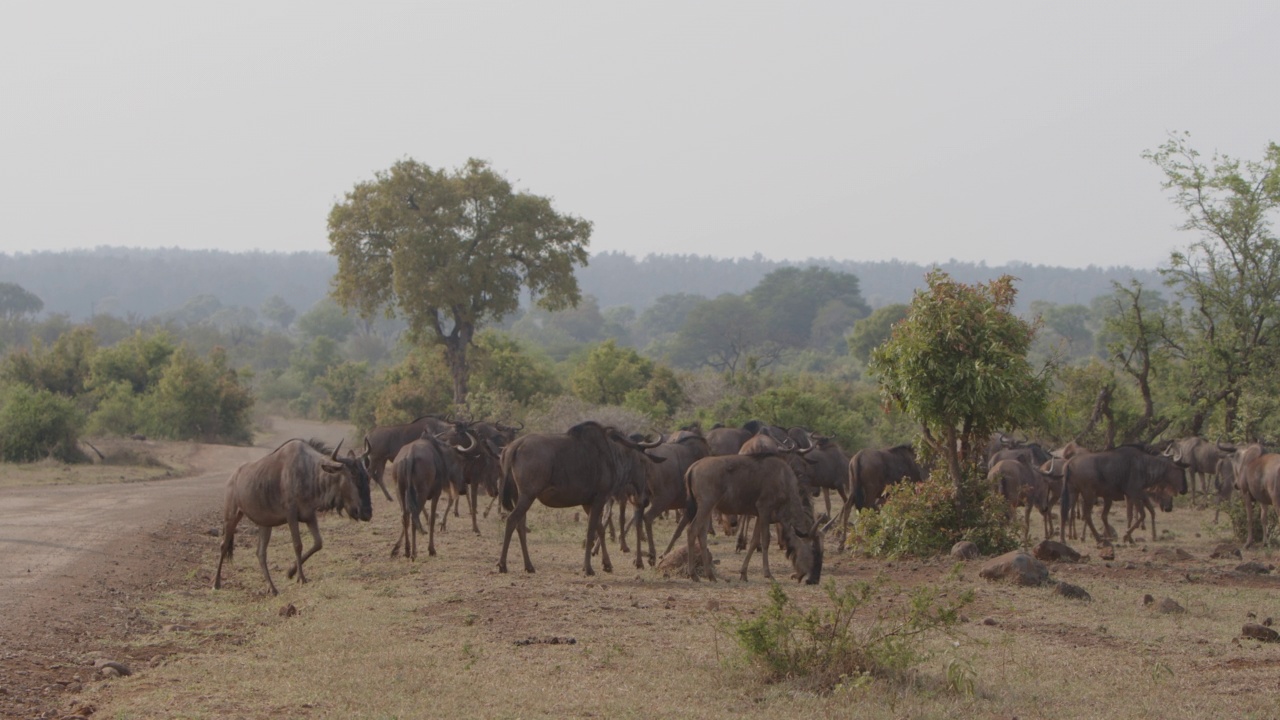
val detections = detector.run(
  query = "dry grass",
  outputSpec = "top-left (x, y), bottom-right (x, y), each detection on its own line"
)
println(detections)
top-left (79, 496), bottom-right (1280, 719)
top-left (0, 436), bottom-right (193, 488)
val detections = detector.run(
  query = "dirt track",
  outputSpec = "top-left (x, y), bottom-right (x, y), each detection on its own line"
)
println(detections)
top-left (0, 419), bottom-right (351, 718)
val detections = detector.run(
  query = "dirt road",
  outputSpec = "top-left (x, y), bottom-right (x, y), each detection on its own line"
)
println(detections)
top-left (0, 419), bottom-right (352, 718)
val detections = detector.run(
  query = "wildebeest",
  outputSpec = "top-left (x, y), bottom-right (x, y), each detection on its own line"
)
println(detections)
top-left (497, 421), bottom-right (665, 575)
top-left (1224, 443), bottom-right (1280, 548)
top-left (1165, 436), bottom-right (1227, 498)
top-left (795, 433), bottom-right (851, 519)
top-left (670, 454), bottom-right (822, 584)
top-left (1212, 456), bottom-right (1236, 523)
top-left (362, 415), bottom-right (452, 502)
top-left (214, 438), bottom-right (373, 595)
top-left (445, 420), bottom-right (520, 533)
top-left (626, 430), bottom-right (711, 568)
top-left (1059, 446), bottom-right (1187, 545)
top-left (988, 458), bottom-right (1056, 543)
top-left (837, 444), bottom-right (923, 550)
top-left (706, 420), bottom-right (784, 456)
top-left (390, 426), bottom-right (480, 560)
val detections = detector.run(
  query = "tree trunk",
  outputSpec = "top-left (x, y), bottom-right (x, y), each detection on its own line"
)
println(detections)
top-left (441, 325), bottom-right (474, 405)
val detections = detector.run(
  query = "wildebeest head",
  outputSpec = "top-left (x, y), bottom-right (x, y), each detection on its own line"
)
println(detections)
top-left (321, 440), bottom-right (374, 521)
top-left (785, 518), bottom-right (824, 585)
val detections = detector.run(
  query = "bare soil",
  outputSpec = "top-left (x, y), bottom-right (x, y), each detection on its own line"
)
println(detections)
top-left (0, 419), bottom-right (353, 719)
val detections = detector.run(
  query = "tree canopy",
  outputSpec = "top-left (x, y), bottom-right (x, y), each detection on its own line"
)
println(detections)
top-left (0, 282), bottom-right (43, 321)
top-left (328, 158), bottom-right (592, 403)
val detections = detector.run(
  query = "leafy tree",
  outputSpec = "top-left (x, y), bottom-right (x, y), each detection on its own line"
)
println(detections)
top-left (261, 295), bottom-right (297, 330)
top-left (88, 331), bottom-right (176, 394)
top-left (1096, 281), bottom-right (1174, 442)
top-left (0, 383), bottom-right (82, 462)
top-left (870, 271), bottom-right (1051, 491)
top-left (847, 304), bottom-right (908, 362)
top-left (329, 158), bottom-right (591, 403)
top-left (296, 298), bottom-right (356, 343)
top-left (632, 292), bottom-right (707, 348)
top-left (1, 326), bottom-right (96, 396)
top-left (316, 361), bottom-right (370, 421)
top-left (1146, 134), bottom-right (1280, 436)
top-left (289, 336), bottom-right (343, 384)
top-left (0, 282), bottom-right (44, 321)
top-left (570, 340), bottom-right (655, 406)
top-left (142, 346), bottom-right (254, 443)
top-left (749, 266), bottom-right (869, 348)
top-left (671, 294), bottom-right (777, 378)
top-left (470, 331), bottom-right (561, 405)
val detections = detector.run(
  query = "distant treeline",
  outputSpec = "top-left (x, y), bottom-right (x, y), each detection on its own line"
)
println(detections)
top-left (0, 247), bottom-right (1162, 320)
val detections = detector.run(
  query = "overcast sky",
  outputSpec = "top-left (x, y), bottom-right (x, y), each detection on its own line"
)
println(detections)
top-left (1, 2), bottom-right (1275, 269)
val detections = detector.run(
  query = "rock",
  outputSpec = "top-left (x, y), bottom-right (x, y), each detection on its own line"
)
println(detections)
top-left (1098, 544), bottom-right (1116, 561)
top-left (979, 551), bottom-right (1050, 587)
top-left (1142, 594), bottom-right (1155, 606)
top-left (93, 660), bottom-right (131, 677)
top-left (99, 666), bottom-right (120, 679)
top-left (1033, 540), bottom-right (1081, 563)
top-left (1151, 547), bottom-right (1193, 561)
top-left (1210, 543), bottom-right (1242, 560)
top-left (1054, 581), bottom-right (1091, 601)
top-left (1242, 623), bottom-right (1280, 642)
top-left (1236, 561), bottom-right (1271, 574)
top-left (950, 541), bottom-right (980, 560)
top-left (279, 603), bottom-right (298, 618)
top-left (1156, 597), bottom-right (1185, 614)
top-left (981, 617), bottom-right (999, 626)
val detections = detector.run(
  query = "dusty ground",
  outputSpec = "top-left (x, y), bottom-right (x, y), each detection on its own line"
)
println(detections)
top-left (0, 419), bottom-right (352, 719)
top-left (4, 427), bottom-right (1280, 719)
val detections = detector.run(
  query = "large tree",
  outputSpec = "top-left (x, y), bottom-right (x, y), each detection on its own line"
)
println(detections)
top-left (1146, 134), bottom-right (1280, 436)
top-left (0, 282), bottom-right (43, 321)
top-left (870, 271), bottom-right (1051, 491)
top-left (749, 266), bottom-right (869, 348)
top-left (328, 158), bottom-right (591, 403)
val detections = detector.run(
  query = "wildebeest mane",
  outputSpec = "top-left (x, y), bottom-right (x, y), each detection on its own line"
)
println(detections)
top-left (266, 437), bottom-right (336, 457)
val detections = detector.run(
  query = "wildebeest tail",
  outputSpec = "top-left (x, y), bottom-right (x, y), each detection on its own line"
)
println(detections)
top-left (1059, 466), bottom-right (1072, 531)
top-left (405, 456), bottom-right (425, 535)
top-left (499, 444), bottom-right (518, 512)
top-left (684, 465), bottom-right (698, 521)
top-left (851, 456), bottom-right (865, 510)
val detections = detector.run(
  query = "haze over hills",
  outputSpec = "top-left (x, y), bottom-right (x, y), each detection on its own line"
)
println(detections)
top-left (0, 247), bottom-right (1163, 321)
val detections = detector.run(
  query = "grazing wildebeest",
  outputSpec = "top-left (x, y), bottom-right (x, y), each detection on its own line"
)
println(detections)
top-left (672, 454), bottom-right (822, 583)
top-left (1165, 436), bottom-right (1227, 499)
top-left (988, 458), bottom-right (1055, 543)
top-left (361, 414), bottom-right (453, 502)
top-left (1224, 443), bottom-right (1280, 548)
top-left (390, 426), bottom-right (480, 560)
top-left (1059, 446), bottom-right (1187, 545)
top-left (625, 431), bottom-right (711, 568)
top-left (837, 444), bottom-right (923, 550)
top-left (214, 438), bottom-right (373, 596)
top-left (497, 421), bottom-right (665, 575)
top-left (733, 431), bottom-right (817, 552)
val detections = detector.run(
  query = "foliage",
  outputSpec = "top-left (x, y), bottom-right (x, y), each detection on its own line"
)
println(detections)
top-left (632, 292), bottom-right (706, 348)
top-left (1096, 280), bottom-right (1175, 441)
top-left (141, 347), bottom-right (254, 444)
top-left (847, 303), bottom-right (908, 363)
top-left (670, 293), bottom-right (777, 377)
top-left (0, 282), bottom-right (44, 321)
top-left (871, 271), bottom-right (1051, 490)
top-left (469, 331), bottom-right (561, 405)
top-left (1, 326), bottom-right (97, 396)
top-left (260, 295), bottom-right (297, 330)
top-left (328, 157), bottom-right (592, 403)
top-left (850, 468), bottom-right (1019, 558)
top-left (365, 346), bottom-right (454, 427)
top-left (1222, 496), bottom-right (1280, 546)
top-left (0, 382), bottom-right (84, 462)
top-left (1037, 359), bottom-right (1143, 448)
top-left (731, 579), bottom-right (972, 694)
top-left (316, 361), bottom-right (371, 421)
top-left (296, 298), bottom-right (356, 342)
top-left (570, 340), bottom-right (655, 405)
top-left (1147, 133), bottom-right (1280, 438)
top-left (88, 331), bottom-right (176, 394)
top-left (749, 266), bottom-right (870, 349)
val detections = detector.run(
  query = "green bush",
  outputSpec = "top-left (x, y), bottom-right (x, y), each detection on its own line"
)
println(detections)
top-left (1223, 496), bottom-right (1280, 546)
top-left (732, 579), bottom-right (972, 694)
top-left (86, 380), bottom-right (143, 436)
top-left (142, 347), bottom-right (254, 444)
top-left (0, 383), bottom-right (84, 462)
top-left (850, 468), bottom-right (1018, 558)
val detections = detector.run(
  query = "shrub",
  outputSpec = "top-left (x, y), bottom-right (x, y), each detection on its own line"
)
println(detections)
top-left (850, 467), bottom-right (1018, 558)
top-left (142, 346), bottom-right (254, 444)
top-left (731, 579), bottom-right (972, 694)
top-left (1223, 496), bottom-right (1279, 546)
top-left (0, 383), bottom-right (84, 462)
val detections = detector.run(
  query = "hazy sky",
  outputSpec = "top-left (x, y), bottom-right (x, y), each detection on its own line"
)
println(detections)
top-left (1, 2), bottom-right (1275, 269)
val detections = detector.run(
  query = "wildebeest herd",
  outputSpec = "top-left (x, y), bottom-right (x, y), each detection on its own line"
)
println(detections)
top-left (211, 416), bottom-right (1266, 596)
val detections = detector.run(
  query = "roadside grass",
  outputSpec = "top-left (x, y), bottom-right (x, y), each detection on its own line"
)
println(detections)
top-left (82, 494), bottom-right (1280, 719)
top-left (0, 437), bottom-right (194, 488)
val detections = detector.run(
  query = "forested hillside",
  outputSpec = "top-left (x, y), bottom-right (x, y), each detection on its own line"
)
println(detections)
top-left (0, 247), bottom-right (1159, 320)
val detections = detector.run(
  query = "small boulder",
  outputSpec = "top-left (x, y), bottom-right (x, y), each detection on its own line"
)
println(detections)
top-left (1236, 561), bottom-right (1272, 575)
top-left (1210, 543), bottom-right (1242, 560)
top-left (979, 551), bottom-right (1050, 587)
top-left (1142, 594), bottom-right (1155, 606)
top-left (1156, 597), bottom-right (1185, 614)
top-left (950, 541), bottom-right (980, 560)
top-left (981, 617), bottom-right (999, 626)
top-left (1033, 540), bottom-right (1081, 563)
top-left (1151, 547), bottom-right (1193, 562)
top-left (1242, 623), bottom-right (1280, 642)
top-left (1054, 581), bottom-right (1091, 601)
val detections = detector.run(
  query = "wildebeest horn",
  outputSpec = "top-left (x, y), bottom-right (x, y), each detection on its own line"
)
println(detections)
top-left (331, 438), bottom-right (344, 461)
top-left (455, 430), bottom-right (478, 454)
top-left (635, 433), bottom-right (663, 449)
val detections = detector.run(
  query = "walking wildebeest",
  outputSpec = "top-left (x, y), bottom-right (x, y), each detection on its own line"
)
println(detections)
top-left (214, 438), bottom-right (373, 595)
top-left (1059, 446), bottom-right (1187, 545)
top-left (1223, 443), bottom-right (1280, 548)
top-left (497, 421), bottom-right (665, 576)
top-left (362, 414), bottom-right (453, 502)
top-left (669, 454), bottom-right (822, 584)
top-left (837, 444), bottom-right (923, 550)
top-left (988, 458), bottom-right (1056, 543)
top-left (794, 433), bottom-right (851, 520)
top-left (390, 426), bottom-right (480, 560)
top-left (625, 430), bottom-right (711, 568)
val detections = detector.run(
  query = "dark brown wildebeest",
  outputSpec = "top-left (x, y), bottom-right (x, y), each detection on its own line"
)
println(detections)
top-left (497, 421), bottom-right (665, 575)
top-left (361, 415), bottom-right (453, 502)
top-left (1165, 436), bottom-right (1227, 499)
top-left (671, 454), bottom-right (822, 583)
top-left (214, 438), bottom-right (373, 596)
top-left (706, 420), bottom-right (784, 456)
top-left (444, 420), bottom-right (521, 533)
top-left (799, 433), bottom-right (852, 518)
top-left (390, 426), bottom-right (480, 560)
top-left (1212, 456), bottom-right (1236, 523)
top-left (988, 458), bottom-right (1056, 543)
top-left (1224, 443), bottom-right (1280, 548)
top-left (837, 444), bottom-right (923, 550)
top-left (734, 431), bottom-right (816, 552)
top-left (625, 431), bottom-right (711, 568)
top-left (1059, 446), bottom-right (1187, 545)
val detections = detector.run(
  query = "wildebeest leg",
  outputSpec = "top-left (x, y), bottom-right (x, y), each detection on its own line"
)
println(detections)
top-left (738, 519), bottom-right (764, 582)
top-left (213, 509), bottom-right (242, 591)
top-left (1081, 494), bottom-right (1106, 545)
top-left (469, 479), bottom-right (481, 534)
top-left (428, 495), bottom-right (440, 557)
top-left (1022, 504), bottom-right (1033, 545)
top-left (618, 500), bottom-right (631, 554)
top-left (256, 525), bottom-right (278, 596)
top-left (498, 494), bottom-right (537, 573)
top-left (582, 500), bottom-right (612, 575)
top-left (1123, 495), bottom-right (1144, 544)
top-left (688, 505), bottom-right (716, 582)
top-left (642, 506), bottom-right (660, 568)
top-left (821, 488), bottom-right (832, 518)
top-left (736, 516), bottom-right (753, 553)
top-left (663, 512), bottom-right (692, 559)
top-left (1099, 498), bottom-right (1117, 541)
top-left (286, 517), bottom-right (323, 585)
top-left (1243, 493), bottom-right (1257, 548)
top-left (483, 492), bottom-right (500, 520)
